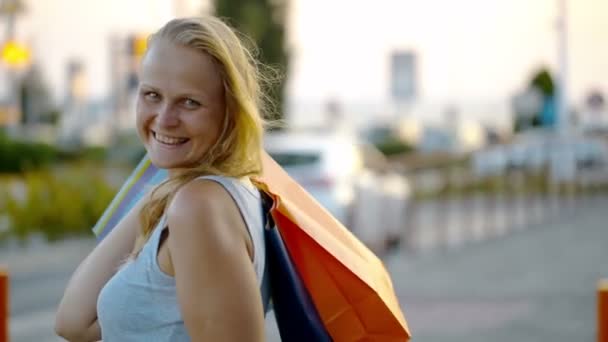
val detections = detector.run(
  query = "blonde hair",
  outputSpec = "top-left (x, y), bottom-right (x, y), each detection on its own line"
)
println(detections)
top-left (132, 16), bottom-right (274, 257)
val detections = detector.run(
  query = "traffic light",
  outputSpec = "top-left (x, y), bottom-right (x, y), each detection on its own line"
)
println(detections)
top-left (128, 34), bottom-right (148, 58)
top-left (1, 40), bottom-right (30, 68)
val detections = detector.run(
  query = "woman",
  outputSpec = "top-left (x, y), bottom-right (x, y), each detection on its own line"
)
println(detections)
top-left (55, 16), bottom-right (272, 341)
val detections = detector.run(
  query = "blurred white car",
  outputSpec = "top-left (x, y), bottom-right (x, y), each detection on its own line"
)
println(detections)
top-left (264, 131), bottom-right (379, 226)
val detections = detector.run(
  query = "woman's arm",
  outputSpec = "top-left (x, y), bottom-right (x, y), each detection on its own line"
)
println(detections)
top-left (55, 195), bottom-right (147, 341)
top-left (166, 180), bottom-right (265, 342)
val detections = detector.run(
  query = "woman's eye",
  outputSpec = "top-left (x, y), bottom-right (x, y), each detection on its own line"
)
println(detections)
top-left (143, 91), bottom-right (160, 101)
top-left (183, 98), bottom-right (200, 108)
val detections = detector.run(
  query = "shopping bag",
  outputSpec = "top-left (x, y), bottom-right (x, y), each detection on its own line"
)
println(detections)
top-left (253, 152), bottom-right (410, 341)
top-left (261, 192), bottom-right (332, 341)
top-left (92, 156), bottom-right (166, 241)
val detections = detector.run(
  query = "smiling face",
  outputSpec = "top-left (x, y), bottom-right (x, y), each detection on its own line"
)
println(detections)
top-left (136, 38), bottom-right (226, 175)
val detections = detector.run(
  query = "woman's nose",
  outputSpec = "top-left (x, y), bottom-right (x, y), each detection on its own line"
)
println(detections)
top-left (156, 104), bottom-right (179, 127)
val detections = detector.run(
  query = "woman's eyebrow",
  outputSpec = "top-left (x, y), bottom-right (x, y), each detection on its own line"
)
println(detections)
top-left (138, 84), bottom-right (209, 101)
top-left (178, 89), bottom-right (209, 100)
top-left (182, 91), bottom-right (205, 98)
top-left (139, 83), bottom-right (159, 91)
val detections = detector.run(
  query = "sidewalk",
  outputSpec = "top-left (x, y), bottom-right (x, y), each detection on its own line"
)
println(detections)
top-left (4, 197), bottom-right (607, 341)
top-left (1, 235), bottom-right (96, 277)
top-left (1, 236), bottom-right (94, 342)
top-left (386, 197), bottom-right (608, 341)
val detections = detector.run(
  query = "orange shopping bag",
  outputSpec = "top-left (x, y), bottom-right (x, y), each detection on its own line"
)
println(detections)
top-left (253, 151), bottom-right (410, 341)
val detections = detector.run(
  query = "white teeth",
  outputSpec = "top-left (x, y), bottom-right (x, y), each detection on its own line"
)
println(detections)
top-left (154, 132), bottom-right (188, 145)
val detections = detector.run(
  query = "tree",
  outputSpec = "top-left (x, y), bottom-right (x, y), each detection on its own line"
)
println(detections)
top-left (514, 68), bottom-right (557, 132)
top-left (212, 0), bottom-right (288, 121)
top-left (18, 64), bottom-right (57, 125)
top-left (529, 68), bottom-right (554, 98)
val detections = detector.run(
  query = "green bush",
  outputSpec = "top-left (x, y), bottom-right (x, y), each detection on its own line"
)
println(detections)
top-left (375, 137), bottom-right (414, 156)
top-left (0, 133), bottom-right (111, 173)
top-left (0, 135), bottom-right (58, 173)
top-left (2, 167), bottom-right (117, 242)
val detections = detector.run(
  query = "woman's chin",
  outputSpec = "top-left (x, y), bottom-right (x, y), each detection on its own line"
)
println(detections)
top-left (149, 156), bottom-right (183, 170)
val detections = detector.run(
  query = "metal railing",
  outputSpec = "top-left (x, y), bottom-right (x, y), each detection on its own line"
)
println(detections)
top-left (349, 131), bottom-right (608, 255)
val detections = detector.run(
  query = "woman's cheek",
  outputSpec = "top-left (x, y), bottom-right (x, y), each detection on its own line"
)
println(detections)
top-left (135, 109), bottom-right (150, 142)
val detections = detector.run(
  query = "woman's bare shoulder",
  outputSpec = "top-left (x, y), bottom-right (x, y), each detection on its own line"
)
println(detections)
top-left (167, 179), bottom-right (232, 219)
top-left (165, 178), bottom-right (246, 244)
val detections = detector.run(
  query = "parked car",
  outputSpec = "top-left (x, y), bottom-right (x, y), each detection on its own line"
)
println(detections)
top-left (264, 131), bottom-right (384, 227)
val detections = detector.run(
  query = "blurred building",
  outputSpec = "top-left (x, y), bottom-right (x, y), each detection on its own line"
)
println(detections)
top-left (579, 90), bottom-right (608, 134)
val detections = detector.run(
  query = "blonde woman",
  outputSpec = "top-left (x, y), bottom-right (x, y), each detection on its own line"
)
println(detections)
top-left (55, 16), bottom-right (272, 341)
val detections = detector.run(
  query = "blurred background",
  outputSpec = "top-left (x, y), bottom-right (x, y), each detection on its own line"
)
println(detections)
top-left (1, 0), bottom-right (608, 341)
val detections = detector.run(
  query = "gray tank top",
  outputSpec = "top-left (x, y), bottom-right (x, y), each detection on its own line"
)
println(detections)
top-left (97, 175), bottom-right (270, 341)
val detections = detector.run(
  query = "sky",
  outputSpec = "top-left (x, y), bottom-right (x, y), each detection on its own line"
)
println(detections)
top-left (287, 0), bottom-right (608, 105)
top-left (5, 0), bottom-right (608, 127)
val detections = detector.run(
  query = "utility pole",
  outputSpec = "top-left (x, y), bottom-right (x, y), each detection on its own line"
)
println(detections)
top-left (556, 0), bottom-right (569, 133)
top-left (0, 0), bottom-right (27, 132)
top-left (0, 0), bottom-right (23, 38)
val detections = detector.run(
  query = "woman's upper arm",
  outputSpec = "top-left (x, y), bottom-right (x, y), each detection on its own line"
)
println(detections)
top-left (166, 180), bottom-right (265, 342)
top-left (55, 193), bottom-right (147, 340)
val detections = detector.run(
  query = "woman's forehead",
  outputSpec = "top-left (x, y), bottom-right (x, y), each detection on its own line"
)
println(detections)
top-left (140, 40), bottom-right (223, 95)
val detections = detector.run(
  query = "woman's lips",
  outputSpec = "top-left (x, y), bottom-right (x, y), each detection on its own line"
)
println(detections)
top-left (152, 131), bottom-right (189, 146)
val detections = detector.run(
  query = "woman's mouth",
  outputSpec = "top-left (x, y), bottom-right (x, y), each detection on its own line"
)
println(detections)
top-left (152, 131), bottom-right (189, 146)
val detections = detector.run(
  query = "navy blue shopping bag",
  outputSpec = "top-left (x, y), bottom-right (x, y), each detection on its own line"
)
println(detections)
top-left (261, 193), bottom-right (332, 342)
